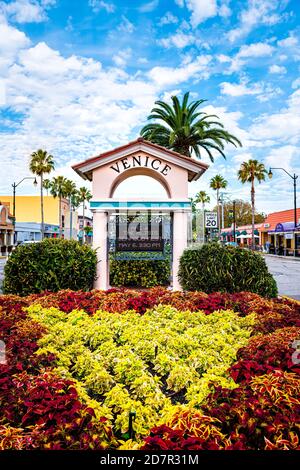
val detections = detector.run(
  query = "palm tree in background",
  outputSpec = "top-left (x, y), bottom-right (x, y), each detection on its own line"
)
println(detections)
top-left (49, 176), bottom-right (68, 238)
top-left (238, 160), bottom-right (268, 249)
top-left (63, 180), bottom-right (77, 240)
top-left (140, 92), bottom-right (242, 161)
top-left (194, 190), bottom-right (211, 243)
top-left (78, 187), bottom-right (92, 244)
top-left (43, 178), bottom-right (51, 196)
top-left (29, 150), bottom-right (55, 239)
top-left (210, 175), bottom-right (228, 231)
top-left (195, 190), bottom-right (211, 211)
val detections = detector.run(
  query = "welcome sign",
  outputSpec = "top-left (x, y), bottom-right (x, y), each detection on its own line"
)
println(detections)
top-left (110, 155), bottom-right (172, 176)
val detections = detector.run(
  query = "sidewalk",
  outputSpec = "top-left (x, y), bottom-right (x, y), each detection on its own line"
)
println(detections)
top-left (262, 253), bottom-right (300, 262)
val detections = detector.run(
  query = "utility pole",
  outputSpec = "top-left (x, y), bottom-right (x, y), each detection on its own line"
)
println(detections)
top-left (12, 177), bottom-right (37, 244)
top-left (233, 200), bottom-right (236, 243)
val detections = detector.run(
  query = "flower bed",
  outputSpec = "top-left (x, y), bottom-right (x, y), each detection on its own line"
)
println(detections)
top-left (0, 288), bottom-right (299, 450)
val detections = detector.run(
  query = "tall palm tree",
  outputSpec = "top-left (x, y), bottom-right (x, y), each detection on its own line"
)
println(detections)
top-left (195, 190), bottom-right (210, 211)
top-left (140, 92), bottom-right (242, 161)
top-left (63, 180), bottom-right (77, 240)
top-left (29, 150), bottom-right (55, 240)
top-left (238, 160), bottom-right (267, 249)
top-left (210, 175), bottom-right (228, 231)
top-left (49, 176), bottom-right (68, 238)
top-left (194, 190), bottom-right (211, 243)
top-left (43, 178), bottom-right (51, 196)
top-left (78, 187), bottom-right (92, 244)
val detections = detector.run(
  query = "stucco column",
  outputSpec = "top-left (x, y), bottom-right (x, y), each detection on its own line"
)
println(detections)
top-left (92, 210), bottom-right (109, 290)
top-left (172, 210), bottom-right (188, 291)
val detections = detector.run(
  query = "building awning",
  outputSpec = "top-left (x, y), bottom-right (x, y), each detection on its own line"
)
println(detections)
top-left (275, 222), bottom-right (299, 232)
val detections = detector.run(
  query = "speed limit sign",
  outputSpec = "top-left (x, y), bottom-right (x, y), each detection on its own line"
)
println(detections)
top-left (205, 211), bottom-right (218, 228)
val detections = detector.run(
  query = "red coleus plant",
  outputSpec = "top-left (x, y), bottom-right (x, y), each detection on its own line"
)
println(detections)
top-left (0, 371), bottom-right (115, 449)
top-left (201, 371), bottom-right (300, 450)
top-left (229, 326), bottom-right (300, 383)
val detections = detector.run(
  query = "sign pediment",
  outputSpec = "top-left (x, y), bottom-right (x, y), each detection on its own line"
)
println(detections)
top-left (72, 138), bottom-right (208, 182)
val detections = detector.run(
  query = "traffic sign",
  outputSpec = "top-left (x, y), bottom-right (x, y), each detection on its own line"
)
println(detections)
top-left (205, 211), bottom-right (218, 228)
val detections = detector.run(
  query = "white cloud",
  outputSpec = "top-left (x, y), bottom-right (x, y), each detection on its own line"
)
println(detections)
top-left (0, 17), bottom-right (30, 72)
top-left (265, 145), bottom-right (299, 171)
top-left (0, 27), bottom-right (167, 194)
top-left (217, 54), bottom-right (231, 63)
top-left (277, 34), bottom-right (298, 48)
top-left (186, 0), bottom-right (217, 27)
top-left (88, 0), bottom-right (115, 13)
top-left (118, 15), bottom-right (135, 33)
top-left (227, 42), bottom-right (274, 73)
top-left (148, 55), bottom-right (212, 86)
top-left (292, 78), bottom-right (300, 89)
top-left (138, 0), bottom-right (159, 13)
top-left (112, 48), bottom-right (131, 67)
top-left (174, 0), bottom-right (219, 27)
top-left (238, 42), bottom-right (274, 58)
top-left (158, 11), bottom-right (178, 26)
top-left (219, 3), bottom-right (231, 18)
top-left (0, 0), bottom-right (55, 23)
top-left (250, 88), bottom-right (300, 144)
top-left (158, 32), bottom-right (195, 48)
top-left (220, 80), bottom-right (282, 102)
top-left (227, 0), bottom-right (287, 43)
top-left (220, 82), bottom-right (261, 97)
top-left (269, 64), bottom-right (287, 74)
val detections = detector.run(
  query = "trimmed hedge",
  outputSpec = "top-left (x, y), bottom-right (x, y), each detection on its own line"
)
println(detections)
top-left (3, 239), bottom-right (97, 296)
top-left (110, 259), bottom-right (170, 288)
top-left (178, 243), bottom-right (278, 298)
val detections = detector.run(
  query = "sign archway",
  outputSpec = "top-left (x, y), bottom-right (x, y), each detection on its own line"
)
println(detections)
top-left (73, 138), bottom-right (208, 290)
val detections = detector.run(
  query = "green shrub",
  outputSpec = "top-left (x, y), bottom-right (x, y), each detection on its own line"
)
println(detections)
top-left (110, 258), bottom-right (170, 288)
top-left (178, 243), bottom-right (278, 298)
top-left (3, 239), bottom-right (97, 296)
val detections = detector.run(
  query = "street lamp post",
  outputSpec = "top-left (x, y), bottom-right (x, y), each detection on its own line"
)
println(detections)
top-left (233, 200), bottom-right (236, 243)
top-left (268, 167), bottom-right (298, 256)
top-left (12, 177), bottom-right (37, 244)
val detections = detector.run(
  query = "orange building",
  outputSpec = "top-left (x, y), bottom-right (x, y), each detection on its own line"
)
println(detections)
top-left (260, 208), bottom-right (300, 256)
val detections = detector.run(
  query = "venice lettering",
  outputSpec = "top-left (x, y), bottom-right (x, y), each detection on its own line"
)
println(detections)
top-left (110, 155), bottom-right (172, 176)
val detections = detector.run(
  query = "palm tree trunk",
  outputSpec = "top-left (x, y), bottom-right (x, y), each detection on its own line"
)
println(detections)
top-left (251, 178), bottom-right (255, 250)
top-left (40, 174), bottom-right (44, 240)
top-left (82, 200), bottom-right (85, 244)
top-left (69, 198), bottom-right (73, 240)
top-left (59, 196), bottom-right (62, 238)
top-left (217, 188), bottom-right (220, 234)
top-left (202, 202), bottom-right (205, 243)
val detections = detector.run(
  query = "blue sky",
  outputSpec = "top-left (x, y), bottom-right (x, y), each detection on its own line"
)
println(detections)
top-left (0, 0), bottom-right (299, 213)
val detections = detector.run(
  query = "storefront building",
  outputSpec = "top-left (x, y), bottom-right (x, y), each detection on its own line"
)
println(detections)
top-left (221, 223), bottom-right (263, 247)
top-left (260, 208), bottom-right (300, 256)
top-left (1, 196), bottom-right (77, 241)
top-left (0, 203), bottom-right (14, 257)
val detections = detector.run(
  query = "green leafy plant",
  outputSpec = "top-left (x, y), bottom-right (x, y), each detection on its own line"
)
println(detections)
top-left (3, 239), bottom-right (97, 296)
top-left (110, 259), bottom-right (170, 288)
top-left (178, 243), bottom-right (277, 297)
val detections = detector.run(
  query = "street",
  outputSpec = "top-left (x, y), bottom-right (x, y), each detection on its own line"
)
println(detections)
top-left (264, 255), bottom-right (300, 300)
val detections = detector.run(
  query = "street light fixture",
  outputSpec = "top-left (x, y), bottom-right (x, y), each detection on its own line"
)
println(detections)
top-left (12, 177), bottom-right (38, 244)
top-left (268, 167), bottom-right (298, 255)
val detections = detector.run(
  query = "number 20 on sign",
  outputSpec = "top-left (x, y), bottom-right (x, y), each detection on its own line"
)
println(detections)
top-left (205, 212), bottom-right (218, 228)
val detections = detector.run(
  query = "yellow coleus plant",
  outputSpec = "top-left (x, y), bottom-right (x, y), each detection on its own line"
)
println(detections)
top-left (28, 304), bottom-right (255, 443)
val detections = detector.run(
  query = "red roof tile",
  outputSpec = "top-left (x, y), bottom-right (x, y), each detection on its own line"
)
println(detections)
top-left (261, 208), bottom-right (300, 231)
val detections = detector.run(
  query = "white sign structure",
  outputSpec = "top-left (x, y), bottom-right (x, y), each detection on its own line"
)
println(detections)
top-left (205, 211), bottom-right (218, 228)
top-left (72, 138), bottom-right (209, 290)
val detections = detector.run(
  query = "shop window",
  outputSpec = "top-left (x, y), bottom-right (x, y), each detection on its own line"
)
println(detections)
top-left (286, 239), bottom-right (292, 249)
